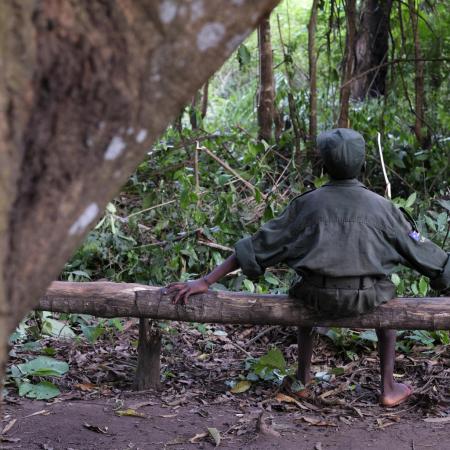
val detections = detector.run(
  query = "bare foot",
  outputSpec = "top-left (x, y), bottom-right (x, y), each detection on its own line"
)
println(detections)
top-left (379, 383), bottom-right (412, 407)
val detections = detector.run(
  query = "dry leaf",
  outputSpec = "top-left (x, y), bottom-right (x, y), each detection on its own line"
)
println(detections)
top-left (208, 428), bottom-right (221, 447)
top-left (1, 418), bottom-right (17, 435)
top-left (83, 423), bottom-right (108, 434)
top-left (23, 410), bottom-right (50, 418)
top-left (116, 409), bottom-right (146, 418)
top-left (230, 380), bottom-right (251, 394)
top-left (423, 417), bottom-right (450, 423)
top-left (275, 393), bottom-right (308, 410)
top-left (0, 436), bottom-right (21, 443)
top-left (299, 416), bottom-right (337, 427)
top-left (189, 432), bottom-right (208, 444)
top-left (74, 383), bottom-right (96, 392)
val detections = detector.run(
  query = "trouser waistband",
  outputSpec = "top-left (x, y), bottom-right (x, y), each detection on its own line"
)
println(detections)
top-left (302, 273), bottom-right (378, 290)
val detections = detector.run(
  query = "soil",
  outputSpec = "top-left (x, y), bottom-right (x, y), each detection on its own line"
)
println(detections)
top-left (1, 322), bottom-right (449, 449)
top-left (1, 393), bottom-right (449, 450)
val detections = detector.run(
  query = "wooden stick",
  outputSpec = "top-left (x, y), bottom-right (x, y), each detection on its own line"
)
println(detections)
top-left (38, 282), bottom-right (450, 330)
top-left (199, 145), bottom-right (260, 196)
top-left (377, 132), bottom-right (391, 199)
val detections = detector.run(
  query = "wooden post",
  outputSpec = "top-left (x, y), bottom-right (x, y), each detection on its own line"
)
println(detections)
top-left (133, 319), bottom-right (161, 391)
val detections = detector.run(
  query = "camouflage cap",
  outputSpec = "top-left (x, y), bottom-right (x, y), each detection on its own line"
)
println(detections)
top-left (317, 128), bottom-right (365, 179)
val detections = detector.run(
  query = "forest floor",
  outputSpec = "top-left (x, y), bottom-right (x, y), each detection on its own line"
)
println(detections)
top-left (1, 322), bottom-right (449, 450)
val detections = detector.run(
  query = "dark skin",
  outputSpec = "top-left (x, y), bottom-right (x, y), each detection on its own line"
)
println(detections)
top-left (165, 254), bottom-right (412, 406)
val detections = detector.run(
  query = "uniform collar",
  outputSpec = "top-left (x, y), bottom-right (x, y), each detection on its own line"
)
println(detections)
top-left (324, 178), bottom-right (366, 187)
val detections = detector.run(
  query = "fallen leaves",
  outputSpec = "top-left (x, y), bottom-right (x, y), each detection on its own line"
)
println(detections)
top-left (83, 423), bottom-right (108, 434)
top-left (296, 416), bottom-right (337, 427)
top-left (423, 416), bottom-right (450, 423)
top-left (0, 418), bottom-right (17, 435)
top-left (230, 380), bottom-right (251, 394)
top-left (115, 408), bottom-right (146, 418)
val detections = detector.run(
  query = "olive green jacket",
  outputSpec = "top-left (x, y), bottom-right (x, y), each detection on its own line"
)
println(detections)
top-left (235, 179), bottom-right (450, 316)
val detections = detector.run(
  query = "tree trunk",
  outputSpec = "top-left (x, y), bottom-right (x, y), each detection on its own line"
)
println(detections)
top-left (201, 81), bottom-right (209, 119)
top-left (338, 0), bottom-right (357, 128)
top-left (307, 0), bottom-right (320, 175)
top-left (408, 0), bottom-right (427, 147)
top-left (257, 14), bottom-right (275, 142)
top-left (351, 0), bottom-right (393, 100)
top-left (0, 0), bottom-right (280, 404)
top-left (38, 281), bottom-right (450, 330)
top-left (134, 319), bottom-right (161, 391)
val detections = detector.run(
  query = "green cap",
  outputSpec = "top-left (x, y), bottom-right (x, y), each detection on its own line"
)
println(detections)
top-left (317, 128), bottom-right (365, 179)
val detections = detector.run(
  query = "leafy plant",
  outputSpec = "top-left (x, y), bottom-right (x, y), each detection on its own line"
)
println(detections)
top-left (9, 356), bottom-right (69, 400)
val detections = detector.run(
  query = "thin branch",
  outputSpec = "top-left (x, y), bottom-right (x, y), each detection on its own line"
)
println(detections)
top-left (199, 145), bottom-right (261, 197)
top-left (377, 132), bottom-right (391, 199)
top-left (340, 58), bottom-right (449, 90)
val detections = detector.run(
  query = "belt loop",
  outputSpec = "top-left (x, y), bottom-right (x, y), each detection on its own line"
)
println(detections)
top-left (322, 275), bottom-right (326, 288)
top-left (359, 276), bottom-right (363, 290)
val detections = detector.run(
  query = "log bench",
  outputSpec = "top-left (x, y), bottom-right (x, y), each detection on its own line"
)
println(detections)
top-left (37, 281), bottom-right (450, 390)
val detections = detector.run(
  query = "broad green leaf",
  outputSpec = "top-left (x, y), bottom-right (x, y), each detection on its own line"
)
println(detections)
top-left (419, 277), bottom-right (428, 296)
top-left (19, 381), bottom-right (60, 400)
top-left (42, 318), bottom-right (76, 339)
top-left (80, 324), bottom-right (105, 344)
top-left (405, 192), bottom-right (417, 208)
top-left (17, 356), bottom-right (69, 377)
top-left (257, 347), bottom-right (286, 371)
top-left (391, 273), bottom-right (401, 286)
top-left (243, 279), bottom-right (255, 292)
top-left (359, 330), bottom-right (378, 342)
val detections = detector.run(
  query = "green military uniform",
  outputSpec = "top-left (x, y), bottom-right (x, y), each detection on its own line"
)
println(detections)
top-left (235, 129), bottom-right (450, 317)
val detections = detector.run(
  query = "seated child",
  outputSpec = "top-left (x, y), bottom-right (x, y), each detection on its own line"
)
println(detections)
top-left (166, 128), bottom-right (450, 406)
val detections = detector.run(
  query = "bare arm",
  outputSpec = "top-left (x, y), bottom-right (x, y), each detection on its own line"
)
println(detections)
top-left (165, 254), bottom-right (240, 305)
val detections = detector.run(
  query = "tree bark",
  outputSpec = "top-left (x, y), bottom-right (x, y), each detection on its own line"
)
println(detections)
top-left (338, 0), bottom-right (357, 128)
top-left (0, 0), bottom-right (280, 403)
top-left (408, 0), bottom-right (427, 147)
top-left (134, 318), bottom-right (161, 391)
top-left (201, 81), bottom-right (209, 119)
top-left (257, 14), bottom-right (275, 142)
top-left (351, 0), bottom-right (393, 100)
top-left (307, 0), bottom-right (320, 175)
top-left (38, 282), bottom-right (450, 330)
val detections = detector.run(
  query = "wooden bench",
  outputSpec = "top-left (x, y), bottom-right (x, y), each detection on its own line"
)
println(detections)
top-left (38, 281), bottom-right (450, 389)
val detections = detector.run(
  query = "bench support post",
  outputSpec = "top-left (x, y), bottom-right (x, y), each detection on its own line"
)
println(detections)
top-left (133, 318), bottom-right (161, 391)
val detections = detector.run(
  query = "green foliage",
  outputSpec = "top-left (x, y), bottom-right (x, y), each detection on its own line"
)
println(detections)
top-left (246, 347), bottom-right (292, 383)
top-left (9, 356), bottom-right (69, 400)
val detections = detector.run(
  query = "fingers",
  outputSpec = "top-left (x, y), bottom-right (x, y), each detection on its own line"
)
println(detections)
top-left (173, 287), bottom-right (189, 305)
top-left (165, 282), bottom-right (184, 291)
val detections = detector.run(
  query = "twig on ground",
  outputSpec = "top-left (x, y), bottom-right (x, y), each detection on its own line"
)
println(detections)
top-left (197, 240), bottom-right (233, 252)
top-left (199, 145), bottom-right (263, 198)
top-left (244, 326), bottom-right (278, 348)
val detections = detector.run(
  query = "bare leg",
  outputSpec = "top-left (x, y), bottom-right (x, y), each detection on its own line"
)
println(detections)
top-left (297, 326), bottom-right (314, 386)
top-left (376, 328), bottom-right (412, 406)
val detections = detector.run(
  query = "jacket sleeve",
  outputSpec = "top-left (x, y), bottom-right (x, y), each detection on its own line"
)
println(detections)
top-left (391, 207), bottom-right (450, 291)
top-left (235, 200), bottom-right (299, 278)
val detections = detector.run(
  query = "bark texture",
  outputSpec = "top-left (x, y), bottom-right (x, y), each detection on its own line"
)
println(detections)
top-left (134, 319), bottom-right (161, 391)
top-left (257, 14), bottom-right (275, 142)
top-left (0, 0), bottom-right (280, 400)
top-left (408, 0), bottom-right (427, 147)
top-left (338, 0), bottom-right (357, 128)
top-left (38, 282), bottom-right (450, 330)
top-left (307, 0), bottom-right (320, 174)
top-left (351, 0), bottom-right (393, 100)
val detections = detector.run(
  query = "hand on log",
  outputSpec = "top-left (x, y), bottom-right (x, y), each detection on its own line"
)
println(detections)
top-left (164, 279), bottom-right (209, 305)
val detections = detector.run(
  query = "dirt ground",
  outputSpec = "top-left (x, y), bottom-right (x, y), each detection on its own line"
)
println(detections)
top-left (1, 392), bottom-right (449, 450)
top-left (1, 322), bottom-right (449, 449)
